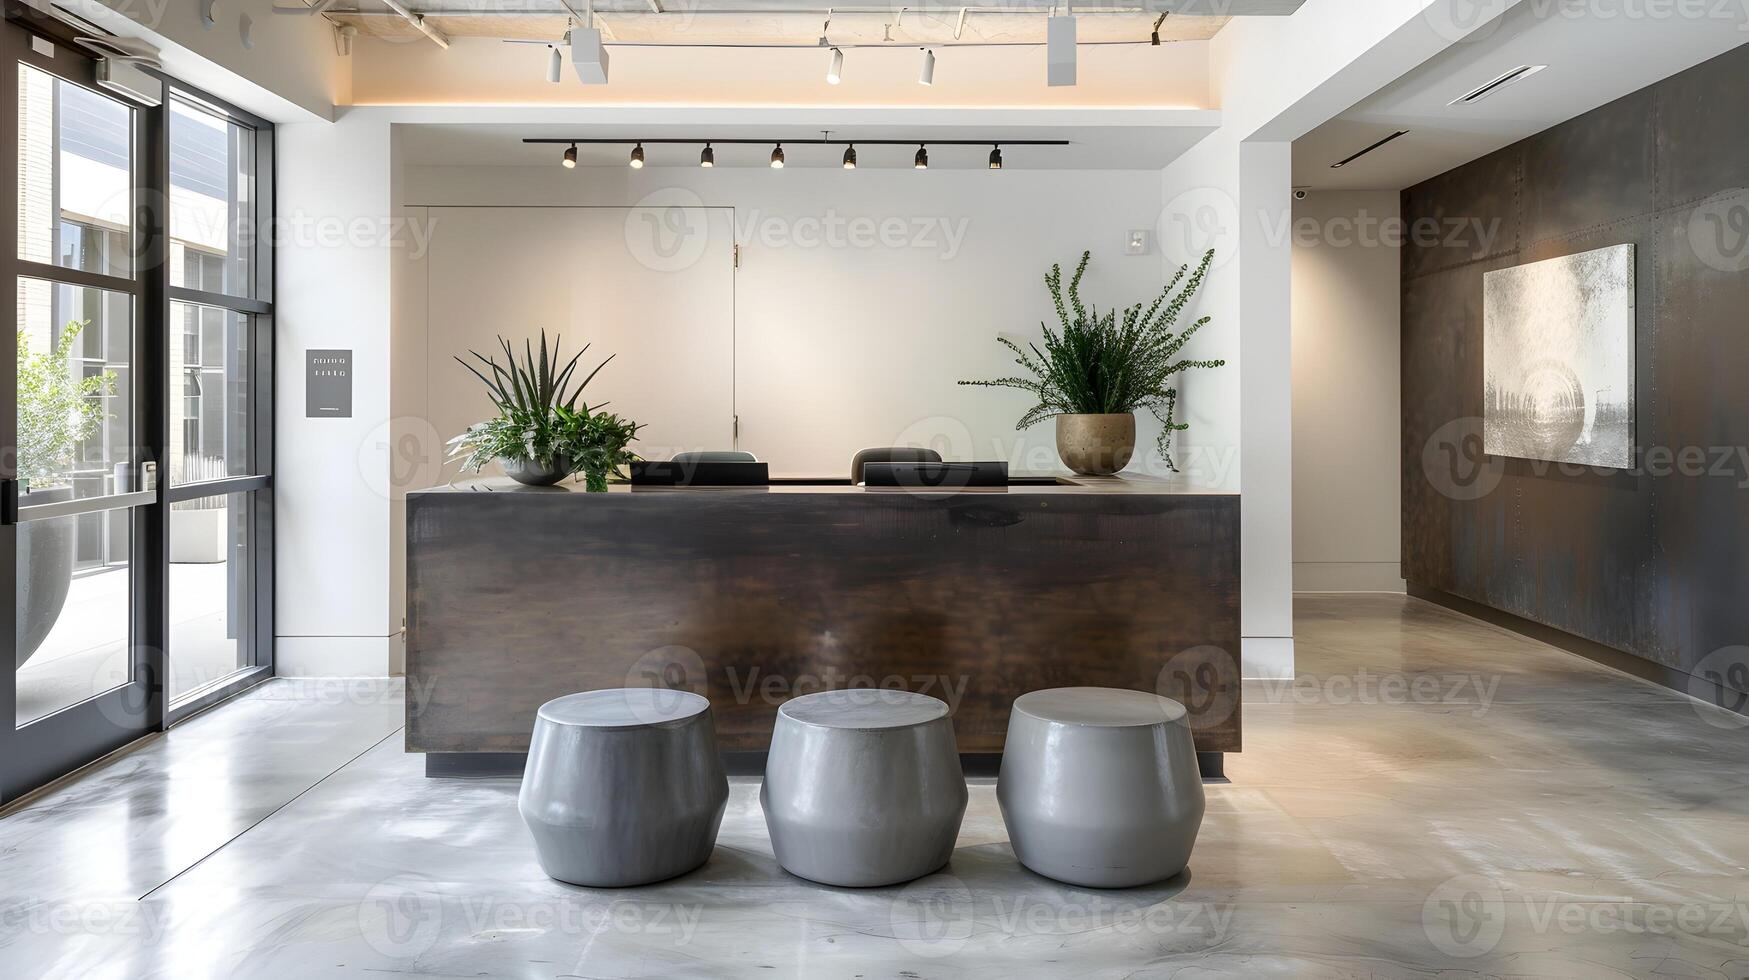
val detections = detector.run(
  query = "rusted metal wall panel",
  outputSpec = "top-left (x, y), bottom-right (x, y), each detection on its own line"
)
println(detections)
top-left (1403, 43), bottom-right (1749, 676)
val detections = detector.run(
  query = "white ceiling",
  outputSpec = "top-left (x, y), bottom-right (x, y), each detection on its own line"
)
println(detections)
top-left (398, 116), bottom-right (1218, 169)
top-left (1292, 7), bottom-right (1748, 191)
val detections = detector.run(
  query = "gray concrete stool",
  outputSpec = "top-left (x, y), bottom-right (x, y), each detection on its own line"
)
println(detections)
top-left (998, 687), bottom-right (1205, 888)
top-left (519, 689), bottom-right (729, 887)
top-left (761, 689), bottom-right (968, 887)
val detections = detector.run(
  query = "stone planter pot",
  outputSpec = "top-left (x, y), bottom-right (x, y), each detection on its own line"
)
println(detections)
top-left (502, 455), bottom-right (573, 487)
top-left (17, 486), bottom-right (76, 670)
top-left (1055, 413), bottom-right (1136, 476)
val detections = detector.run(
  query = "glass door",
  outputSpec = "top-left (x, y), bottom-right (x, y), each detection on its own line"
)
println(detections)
top-left (2, 28), bottom-right (166, 800)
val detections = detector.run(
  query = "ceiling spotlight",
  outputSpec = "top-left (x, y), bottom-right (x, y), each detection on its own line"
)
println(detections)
top-left (562, 143), bottom-right (577, 169)
top-left (700, 143), bottom-right (714, 167)
top-left (770, 143), bottom-right (785, 168)
top-left (546, 44), bottom-right (563, 83)
top-left (842, 144), bottom-right (857, 169)
top-left (914, 144), bottom-right (929, 170)
top-left (827, 46), bottom-right (844, 84)
top-left (572, 26), bottom-right (609, 85)
top-left (918, 47), bottom-right (935, 86)
top-left (1047, 12), bottom-right (1076, 86)
top-left (629, 142), bottom-right (645, 168)
top-left (988, 145), bottom-right (1002, 170)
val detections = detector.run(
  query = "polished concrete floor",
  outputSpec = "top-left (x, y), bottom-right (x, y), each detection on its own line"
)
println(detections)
top-left (4, 594), bottom-right (1749, 978)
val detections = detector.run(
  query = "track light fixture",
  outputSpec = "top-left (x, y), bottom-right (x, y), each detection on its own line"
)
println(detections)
top-left (524, 139), bottom-right (1069, 171)
top-left (546, 44), bottom-right (563, 83)
top-left (827, 46), bottom-right (843, 84)
top-left (1151, 13), bottom-right (1166, 46)
top-left (918, 47), bottom-right (935, 86)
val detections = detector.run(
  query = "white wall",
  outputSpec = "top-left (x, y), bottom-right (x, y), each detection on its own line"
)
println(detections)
top-left (275, 113), bottom-right (398, 675)
top-left (399, 164), bottom-right (1232, 484)
top-left (1290, 191), bottom-right (1403, 593)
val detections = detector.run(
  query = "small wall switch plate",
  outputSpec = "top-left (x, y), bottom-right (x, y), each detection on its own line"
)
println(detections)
top-left (1126, 230), bottom-right (1151, 255)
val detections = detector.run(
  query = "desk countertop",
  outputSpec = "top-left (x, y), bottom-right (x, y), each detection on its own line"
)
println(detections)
top-left (411, 472), bottom-right (1236, 497)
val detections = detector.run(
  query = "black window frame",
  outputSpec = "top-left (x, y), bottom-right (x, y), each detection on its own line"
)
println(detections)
top-left (0, 5), bottom-right (276, 802)
top-left (160, 79), bottom-right (276, 723)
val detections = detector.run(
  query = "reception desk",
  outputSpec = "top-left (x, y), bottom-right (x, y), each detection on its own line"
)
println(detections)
top-left (406, 474), bottom-right (1241, 774)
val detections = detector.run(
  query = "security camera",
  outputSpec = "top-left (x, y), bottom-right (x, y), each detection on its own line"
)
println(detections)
top-left (1293, 189), bottom-right (1308, 201)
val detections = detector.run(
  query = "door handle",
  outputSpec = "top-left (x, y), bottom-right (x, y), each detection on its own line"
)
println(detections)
top-left (1, 479), bottom-right (16, 526)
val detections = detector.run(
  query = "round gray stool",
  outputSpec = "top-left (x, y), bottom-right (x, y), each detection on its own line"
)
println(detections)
top-left (997, 687), bottom-right (1204, 888)
top-left (519, 689), bottom-right (729, 887)
top-left (761, 689), bottom-right (968, 887)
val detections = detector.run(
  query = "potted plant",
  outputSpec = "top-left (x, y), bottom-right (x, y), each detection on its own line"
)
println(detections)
top-left (16, 321), bottom-right (115, 669)
top-left (446, 331), bottom-right (642, 491)
top-left (960, 249), bottom-right (1224, 475)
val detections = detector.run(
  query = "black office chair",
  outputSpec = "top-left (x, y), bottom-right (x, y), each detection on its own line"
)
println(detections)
top-left (850, 447), bottom-right (943, 484)
top-left (672, 451), bottom-right (758, 463)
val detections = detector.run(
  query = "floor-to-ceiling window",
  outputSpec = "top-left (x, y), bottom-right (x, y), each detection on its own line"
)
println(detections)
top-left (163, 92), bottom-right (272, 706)
top-left (2, 20), bottom-right (274, 802)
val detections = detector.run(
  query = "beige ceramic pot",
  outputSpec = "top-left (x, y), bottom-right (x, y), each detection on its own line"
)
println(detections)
top-left (1055, 413), bottom-right (1136, 476)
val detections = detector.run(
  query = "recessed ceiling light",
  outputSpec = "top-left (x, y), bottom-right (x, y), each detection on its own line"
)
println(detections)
top-left (1449, 65), bottom-right (1547, 106)
top-left (1330, 130), bottom-right (1408, 169)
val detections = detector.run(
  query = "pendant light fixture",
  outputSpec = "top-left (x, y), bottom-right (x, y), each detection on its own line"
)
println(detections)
top-left (770, 142), bottom-right (785, 168)
top-left (914, 144), bottom-right (929, 169)
top-left (988, 144), bottom-right (1002, 169)
top-left (842, 143), bottom-right (857, 169)
top-left (827, 47), bottom-right (844, 84)
top-left (561, 143), bottom-right (578, 169)
top-left (700, 143), bottom-right (714, 167)
top-left (629, 142), bottom-right (645, 168)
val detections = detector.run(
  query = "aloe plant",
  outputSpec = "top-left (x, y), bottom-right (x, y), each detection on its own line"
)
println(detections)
top-left (959, 249), bottom-right (1225, 471)
top-left (446, 330), bottom-right (642, 491)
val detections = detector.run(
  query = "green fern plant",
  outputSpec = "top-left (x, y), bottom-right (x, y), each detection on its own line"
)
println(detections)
top-left (445, 330), bottom-right (642, 491)
top-left (958, 249), bottom-right (1224, 471)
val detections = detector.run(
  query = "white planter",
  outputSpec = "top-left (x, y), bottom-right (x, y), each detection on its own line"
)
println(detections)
top-left (170, 508), bottom-right (229, 564)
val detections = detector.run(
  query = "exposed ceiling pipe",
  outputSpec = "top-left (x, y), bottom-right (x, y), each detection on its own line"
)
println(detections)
top-left (378, 0), bottom-right (452, 45)
top-left (337, 5), bottom-right (1166, 17)
top-left (496, 36), bottom-right (1171, 48)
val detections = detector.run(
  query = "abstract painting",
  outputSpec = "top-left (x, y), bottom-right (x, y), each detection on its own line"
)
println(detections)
top-left (1483, 245), bottom-right (1635, 468)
